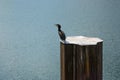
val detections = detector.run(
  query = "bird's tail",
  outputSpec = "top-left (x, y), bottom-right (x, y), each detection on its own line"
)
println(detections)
top-left (60, 40), bottom-right (68, 44)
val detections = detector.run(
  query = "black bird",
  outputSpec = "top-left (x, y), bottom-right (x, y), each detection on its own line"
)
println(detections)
top-left (55, 24), bottom-right (66, 41)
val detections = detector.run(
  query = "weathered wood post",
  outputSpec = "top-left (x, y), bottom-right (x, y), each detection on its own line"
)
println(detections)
top-left (60, 36), bottom-right (103, 80)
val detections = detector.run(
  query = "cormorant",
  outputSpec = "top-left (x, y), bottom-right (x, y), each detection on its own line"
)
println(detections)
top-left (55, 24), bottom-right (66, 41)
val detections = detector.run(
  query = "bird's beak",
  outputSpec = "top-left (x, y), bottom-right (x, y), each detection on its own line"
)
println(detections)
top-left (55, 24), bottom-right (58, 27)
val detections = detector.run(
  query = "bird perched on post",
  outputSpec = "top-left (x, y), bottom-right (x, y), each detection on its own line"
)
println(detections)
top-left (55, 24), bottom-right (66, 42)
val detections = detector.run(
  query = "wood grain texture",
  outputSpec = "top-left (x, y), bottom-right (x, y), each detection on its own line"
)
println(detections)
top-left (60, 42), bottom-right (103, 80)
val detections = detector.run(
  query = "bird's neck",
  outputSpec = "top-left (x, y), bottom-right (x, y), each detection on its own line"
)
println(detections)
top-left (58, 28), bottom-right (61, 31)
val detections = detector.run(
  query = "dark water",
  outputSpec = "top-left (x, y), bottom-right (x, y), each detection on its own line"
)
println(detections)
top-left (0, 0), bottom-right (120, 80)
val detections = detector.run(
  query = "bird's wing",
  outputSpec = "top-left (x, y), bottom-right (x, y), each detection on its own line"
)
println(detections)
top-left (59, 30), bottom-right (66, 40)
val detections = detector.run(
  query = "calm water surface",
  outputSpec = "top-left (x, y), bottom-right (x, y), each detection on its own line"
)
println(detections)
top-left (0, 0), bottom-right (120, 80)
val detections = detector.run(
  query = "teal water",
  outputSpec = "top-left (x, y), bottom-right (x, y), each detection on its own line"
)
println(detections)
top-left (0, 0), bottom-right (120, 80)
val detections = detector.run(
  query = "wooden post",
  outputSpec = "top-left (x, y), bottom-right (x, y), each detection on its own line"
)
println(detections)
top-left (60, 37), bottom-right (103, 80)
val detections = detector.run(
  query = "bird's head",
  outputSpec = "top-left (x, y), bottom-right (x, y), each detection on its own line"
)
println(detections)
top-left (55, 24), bottom-right (61, 30)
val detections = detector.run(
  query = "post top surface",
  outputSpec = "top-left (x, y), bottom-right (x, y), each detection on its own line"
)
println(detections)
top-left (61, 36), bottom-right (103, 45)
